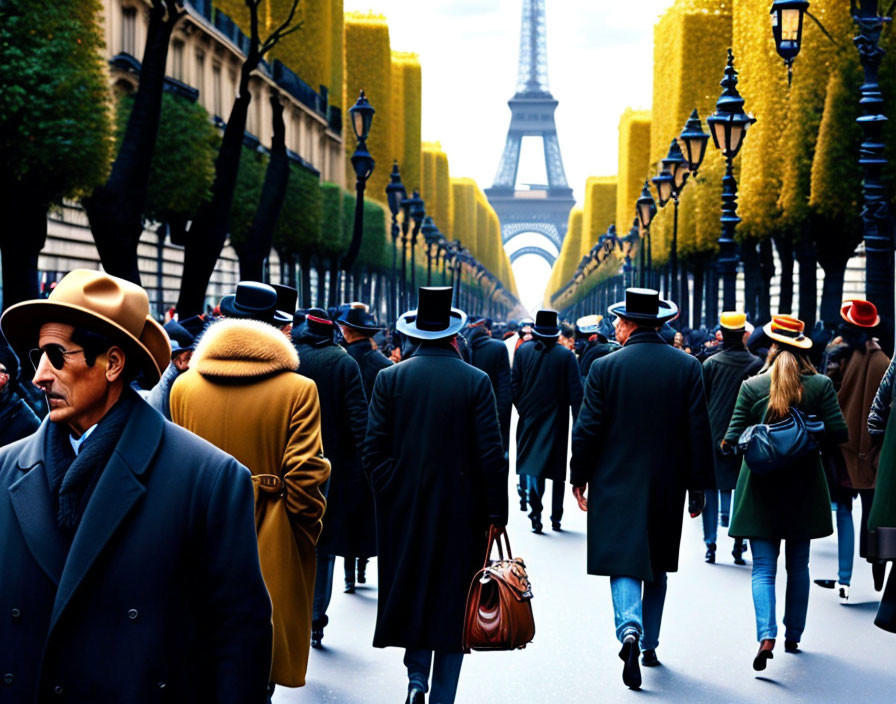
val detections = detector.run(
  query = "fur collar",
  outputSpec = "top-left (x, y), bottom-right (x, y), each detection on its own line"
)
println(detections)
top-left (191, 318), bottom-right (299, 380)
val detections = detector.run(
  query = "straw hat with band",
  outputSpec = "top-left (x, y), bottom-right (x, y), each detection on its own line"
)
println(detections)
top-left (719, 311), bottom-right (754, 334)
top-left (762, 314), bottom-right (813, 350)
top-left (0, 269), bottom-right (170, 385)
top-left (841, 299), bottom-right (880, 328)
top-left (576, 314), bottom-right (603, 335)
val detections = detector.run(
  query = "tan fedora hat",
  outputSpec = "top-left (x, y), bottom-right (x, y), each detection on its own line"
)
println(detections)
top-left (0, 269), bottom-right (170, 384)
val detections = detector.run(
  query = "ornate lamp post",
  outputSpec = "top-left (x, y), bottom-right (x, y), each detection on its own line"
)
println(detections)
top-left (770, 0), bottom-right (810, 85)
top-left (679, 109), bottom-right (710, 176)
top-left (636, 182), bottom-right (658, 289)
top-left (653, 139), bottom-right (689, 310)
top-left (385, 161), bottom-right (406, 322)
top-left (341, 90), bottom-right (376, 300)
top-left (407, 191), bottom-right (425, 308)
top-left (447, 240), bottom-right (462, 303)
top-left (852, 0), bottom-right (893, 341)
top-left (624, 218), bottom-right (640, 288)
top-left (706, 49), bottom-right (755, 312)
top-left (421, 216), bottom-right (440, 286)
top-left (399, 193), bottom-right (412, 312)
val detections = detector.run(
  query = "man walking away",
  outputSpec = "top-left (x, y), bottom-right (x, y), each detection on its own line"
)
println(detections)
top-left (146, 319), bottom-right (195, 420)
top-left (462, 317), bottom-right (512, 457)
top-left (576, 315), bottom-right (621, 379)
top-left (702, 312), bottom-right (762, 565)
top-left (0, 270), bottom-right (272, 703)
top-left (364, 287), bottom-right (507, 704)
top-left (570, 288), bottom-right (714, 690)
top-left (513, 309), bottom-right (583, 533)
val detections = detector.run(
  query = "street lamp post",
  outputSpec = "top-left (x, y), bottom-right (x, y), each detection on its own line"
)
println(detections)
top-left (385, 161), bottom-right (407, 323)
top-left (407, 191), bottom-right (425, 308)
top-left (706, 49), bottom-right (756, 312)
top-left (340, 90), bottom-right (376, 305)
top-left (852, 0), bottom-right (894, 342)
top-left (421, 216), bottom-right (440, 286)
top-left (770, 0), bottom-right (810, 85)
top-left (653, 138), bottom-right (689, 315)
top-left (399, 194), bottom-right (411, 313)
top-left (637, 181), bottom-right (658, 289)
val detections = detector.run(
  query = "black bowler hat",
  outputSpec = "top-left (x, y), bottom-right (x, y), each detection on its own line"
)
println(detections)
top-left (608, 288), bottom-right (678, 324)
top-left (532, 309), bottom-right (561, 339)
top-left (396, 287), bottom-right (467, 340)
top-left (337, 302), bottom-right (383, 334)
top-left (219, 281), bottom-right (280, 324)
top-left (303, 307), bottom-right (336, 337)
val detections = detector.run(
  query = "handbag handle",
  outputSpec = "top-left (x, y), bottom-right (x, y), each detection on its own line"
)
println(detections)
top-left (482, 524), bottom-right (514, 566)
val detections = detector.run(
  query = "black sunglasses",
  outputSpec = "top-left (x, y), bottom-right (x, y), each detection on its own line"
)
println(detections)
top-left (29, 345), bottom-right (86, 371)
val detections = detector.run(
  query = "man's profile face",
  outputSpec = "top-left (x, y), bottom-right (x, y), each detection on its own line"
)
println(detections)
top-left (32, 322), bottom-right (123, 433)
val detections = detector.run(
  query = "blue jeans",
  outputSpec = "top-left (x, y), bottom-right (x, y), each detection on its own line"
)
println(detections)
top-left (750, 539), bottom-right (811, 642)
top-left (702, 490), bottom-right (732, 544)
top-left (403, 649), bottom-right (464, 704)
top-left (610, 573), bottom-right (668, 651)
top-left (312, 552), bottom-right (335, 624)
top-left (836, 500), bottom-right (855, 586)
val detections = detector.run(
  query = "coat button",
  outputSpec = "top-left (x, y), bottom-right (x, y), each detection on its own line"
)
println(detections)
top-left (128, 609), bottom-right (138, 620)
top-left (157, 682), bottom-right (166, 690)
top-left (53, 685), bottom-right (63, 695)
top-left (10, 608), bottom-right (20, 620)
top-left (3, 673), bottom-right (13, 686)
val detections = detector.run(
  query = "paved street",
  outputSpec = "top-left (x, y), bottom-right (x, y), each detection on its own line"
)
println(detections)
top-left (277, 422), bottom-right (895, 704)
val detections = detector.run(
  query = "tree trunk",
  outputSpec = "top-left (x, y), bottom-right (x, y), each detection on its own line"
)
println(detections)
top-left (0, 190), bottom-right (48, 309)
top-left (299, 250), bottom-right (312, 308)
top-left (795, 228), bottom-right (817, 330)
top-left (315, 257), bottom-right (328, 308)
top-left (772, 233), bottom-right (794, 315)
top-left (679, 262), bottom-right (690, 329)
top-left (692, 258), bottom-right (704, 329)
top-left (84, 0), bottom-right (184, 284)
top-left (233, 95), bottom-right (289, 282)
top-left (327, 258), bottom-right (340, 308)
top-left (741, 240), bottom-right (761, 323)
top-left (758, 238), bottom-right (774, 323)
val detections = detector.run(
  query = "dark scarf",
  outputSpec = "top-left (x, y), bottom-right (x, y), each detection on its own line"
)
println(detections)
top-left (44, 389), bottom-right (136, 532)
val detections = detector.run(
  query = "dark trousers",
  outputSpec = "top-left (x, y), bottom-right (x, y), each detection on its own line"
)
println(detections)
top-left (877, 565), bottom-right (896, 633)
top-left (524, 475), bottom-right (564, 523)
top-left (344, 556), bottom-right (368, 585)
top-left (404, 649), bottom-right (464, 703)
top-left (312, 552), bottom-right (335, 625)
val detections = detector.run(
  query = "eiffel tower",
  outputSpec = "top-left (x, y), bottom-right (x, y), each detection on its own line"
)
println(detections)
top-left (485, 0), bottom-right (575, 268)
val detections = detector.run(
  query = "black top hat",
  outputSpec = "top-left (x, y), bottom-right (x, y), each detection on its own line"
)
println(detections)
top-left (337, 302), bottom-right (383, 334)
top-left (608, 288), bottom-right (678, 324)
top-left (532, 309), bottom-right (561, 338)
top-left (219, 281), bottom-right (280, 324)
top-left (396, 287), bottom-right (466, 340)
top-left (271, 284), bottom-right (297, 326)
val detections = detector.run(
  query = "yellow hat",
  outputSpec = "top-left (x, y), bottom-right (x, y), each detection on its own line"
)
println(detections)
top-left (719, 311), bottom-right (753, 333)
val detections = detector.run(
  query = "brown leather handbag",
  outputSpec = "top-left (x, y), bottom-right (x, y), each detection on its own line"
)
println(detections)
top-left (462, 525), bottom-right (535, 652)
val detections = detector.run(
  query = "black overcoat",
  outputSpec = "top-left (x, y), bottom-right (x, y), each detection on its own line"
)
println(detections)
top-left (0, 390), bottom-right (40, 448)
top-left (363, 344), bottom-right (508, 652)
top-left (0, 398), bottom-right (272, 703)
top-left (702, 345), bottom-right (763, 490)
top-left (344, 338), bottom-right (393, 401)
top-left (570, 330), bottom-right (715, 582)
top-left (512, 339), bottom-right (583, 482)
top-left (464, 326), bottom-right (512, 451)
top-left (295, 336), bottom-right (374, 557)
top-left (579, 338), bottom-right (620, 379)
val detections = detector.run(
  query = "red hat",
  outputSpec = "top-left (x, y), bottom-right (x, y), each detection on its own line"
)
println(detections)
top-left (841, 299), bottom-right (880, 328)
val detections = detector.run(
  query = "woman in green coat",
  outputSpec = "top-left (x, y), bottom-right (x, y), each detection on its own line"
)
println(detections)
top-left (723, 315), bottom-right (848, 672)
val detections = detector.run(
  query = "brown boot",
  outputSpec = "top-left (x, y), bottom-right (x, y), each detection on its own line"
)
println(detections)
top-left (752, 638), bottom-right (775, 671)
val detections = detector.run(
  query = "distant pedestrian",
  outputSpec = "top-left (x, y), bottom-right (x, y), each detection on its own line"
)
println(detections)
top-left (701, 312), bottom-right (762, 565)
top-left (146, 318), bottom-right (195, 420)
top-left (575, 314), bottom-right (620, 379)
top-left (570, 288), bottom-right (714, 689)
top-left (364, 287), bottom-right (507, 704)
top-left (512, 309), bottom-right (583, 532)
top-left (504, 316), bottom-right (533, 367)
top-left (462, 316), bottom-right (512, 455)
top-left (0, 270), bottom-right (272, 702)
top-left (724, 315), bottom-right (847, 671)
top-left (339, 302), bottom-right (393, 401)
top-left (292, 309), bottom-right (370, 648)
top-left (818, 300), bottom-right (889, 600)
top-left (170, 281), bottom-right (330, 692)
top-left (0, 343), bottom-right (40, 447)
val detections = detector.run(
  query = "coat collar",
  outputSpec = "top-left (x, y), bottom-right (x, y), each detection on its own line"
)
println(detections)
top-left (8, 397), bottom-right (163, 627)
top-left (623, 330), bottom-right (666, 346)
top-left (412, 345), bottom-right (462, 359)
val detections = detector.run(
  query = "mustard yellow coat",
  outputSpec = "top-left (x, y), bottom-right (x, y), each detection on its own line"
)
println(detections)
top-left (170, 318), bottom-right (330, 687)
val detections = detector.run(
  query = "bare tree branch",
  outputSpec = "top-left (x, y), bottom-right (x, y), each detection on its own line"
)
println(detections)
top-left (259, 0), bottom-right (302, 57)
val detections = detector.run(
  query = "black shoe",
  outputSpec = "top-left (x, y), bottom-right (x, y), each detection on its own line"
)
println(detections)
top-left (733, 539), bottom-right (747, 566)
top-left (344, 580), bottom-right (355, 594)
top-left (873, 561), bottom-right (886, 592)
top-left (785, 640), bottom-right (800, 653)
top-left (619, 633), bottom-right (642, 690)
top-left (813, 579), bottom-right (836, 589)
top-left (551, 521), bottom-right (562, 532)
top-left (310, 616), bottom-right (328, 649)
top-left (357, 564), bottom-right (367, 585)
top-left (752, 639), bottom-right (775, 671)
top-left (530, 515), bottom-right (543, 534)
top-left (405, 688), bottom-right (425, 704)
top-left (705, 543), bottom-right (716, 564)
top-left (641, 649), bottom-right (660, 667)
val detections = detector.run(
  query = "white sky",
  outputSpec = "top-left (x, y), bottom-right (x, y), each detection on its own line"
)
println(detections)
top-left (345, 0), bottom-right (677, 314)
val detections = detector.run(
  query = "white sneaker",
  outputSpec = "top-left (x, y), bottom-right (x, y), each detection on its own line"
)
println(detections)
top-left (837, 583), bottom-right (850, 602)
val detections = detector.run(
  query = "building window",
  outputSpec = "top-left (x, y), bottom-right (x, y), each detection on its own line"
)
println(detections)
top-left (171, 40), bottom-right (184, 81)
top-left (212, 64), bottom-right (222, 117)
top-left (194, 51), bottom-right (205, 94)
top-left (121, 7), bottom-right (137, 56)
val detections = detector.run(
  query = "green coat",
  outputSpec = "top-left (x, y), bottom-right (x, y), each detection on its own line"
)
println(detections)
top-left (869, 401), bottom-right (896, 530)
top-left (725, 372), bottom-right (848, 541)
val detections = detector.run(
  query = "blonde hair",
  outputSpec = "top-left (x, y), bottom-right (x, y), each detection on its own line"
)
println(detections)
top-left (767, 345), bottom-right (817, 421)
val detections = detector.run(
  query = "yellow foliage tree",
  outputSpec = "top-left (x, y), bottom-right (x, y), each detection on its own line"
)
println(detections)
top-left (450, 177), bottom-right (477, 255)
top-left (392, 52), bottom-right (421, 193)
top-left (581, 176), bottom-right (617, 260)
top-left (616, 110), bottom-right (652, 243)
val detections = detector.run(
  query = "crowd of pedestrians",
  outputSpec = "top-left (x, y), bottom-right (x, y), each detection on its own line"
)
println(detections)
top-left (0, 271), bottom-right (895, 702)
